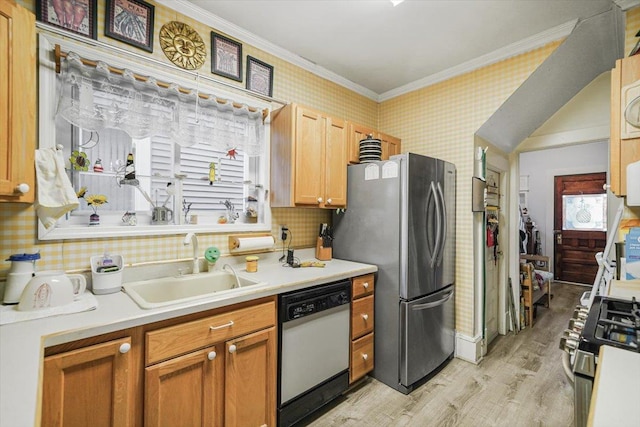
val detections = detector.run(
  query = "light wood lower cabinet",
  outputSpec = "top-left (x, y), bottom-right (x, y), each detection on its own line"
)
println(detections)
top-left (42, 336), bottom-right (136, 427)
top-left (224, 327), bottom-right (276, 427)
top-left (145, 346), bottom-right (224, 427)
top-left (144, 297), bottom-right (277, 427)
top-left (42, 297), bottom-right (277, 427)
top-left (349, 274), bottom-right (375, 384)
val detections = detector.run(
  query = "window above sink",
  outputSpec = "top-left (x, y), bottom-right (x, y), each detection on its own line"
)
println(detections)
top-left (37, 33), bottom-right (272, 240)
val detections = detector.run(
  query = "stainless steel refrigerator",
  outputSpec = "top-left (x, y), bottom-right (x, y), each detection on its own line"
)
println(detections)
top-left (333, 152), bottom-right (456, 394)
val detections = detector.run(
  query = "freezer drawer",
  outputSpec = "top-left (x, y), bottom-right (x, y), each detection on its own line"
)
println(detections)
top-left (400, 286), bottom-right (455, 388)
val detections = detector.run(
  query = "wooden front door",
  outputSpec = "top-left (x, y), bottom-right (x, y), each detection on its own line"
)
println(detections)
top-left (554, 173), bottom-right (607, 284)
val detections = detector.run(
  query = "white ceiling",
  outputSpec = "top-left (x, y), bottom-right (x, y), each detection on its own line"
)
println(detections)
top-left (172, 0), bottom-right (620, 101)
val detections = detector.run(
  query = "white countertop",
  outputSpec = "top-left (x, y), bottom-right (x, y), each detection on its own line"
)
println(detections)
top-left (588, 346), bottom-right (640, 427)
top-left (0, 251), bottom-right (376, 427)
top-left (607, 279), bottom-right (640, 300)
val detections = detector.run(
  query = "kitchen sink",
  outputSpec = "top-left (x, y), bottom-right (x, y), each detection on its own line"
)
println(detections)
top-left (122, 270), bottom-right (265, 309)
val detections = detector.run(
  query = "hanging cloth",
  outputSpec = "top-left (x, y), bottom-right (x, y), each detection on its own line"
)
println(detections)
top-left (55, 51), bottom-right (265, 155)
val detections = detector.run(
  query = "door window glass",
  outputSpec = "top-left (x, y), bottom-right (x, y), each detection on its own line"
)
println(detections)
top-left (562, 194), bottom-right (607, 231)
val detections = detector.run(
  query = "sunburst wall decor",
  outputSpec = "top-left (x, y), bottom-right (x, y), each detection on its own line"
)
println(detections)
top-left (159, 21), bottom-right (206, 70)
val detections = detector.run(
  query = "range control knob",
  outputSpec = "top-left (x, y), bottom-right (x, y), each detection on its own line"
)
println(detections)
top-left (572, 310), bottom-right (588, 321)
top-left (569, 319), bottom-right (584, 331)
top-left (563, 329), bottom-right (580, 340)
top-left (559, 336), bottom-right (579, 353)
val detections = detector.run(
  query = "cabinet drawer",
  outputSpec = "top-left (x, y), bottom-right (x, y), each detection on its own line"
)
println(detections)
top-left (146, 301), bottom-right (275, 365)
top-left (352, 274), bottom-right (374, 299)
top-left (351, 295), bottom-right (374, 339)
top-left (350, 333), bottom-right (374, 383)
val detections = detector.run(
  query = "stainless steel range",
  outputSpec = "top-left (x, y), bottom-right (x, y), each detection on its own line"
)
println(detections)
top-left (560, 296), bottom-right (639, 427)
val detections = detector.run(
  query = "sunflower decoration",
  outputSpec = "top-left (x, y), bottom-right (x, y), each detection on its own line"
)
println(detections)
top-left (77, 187), bottom-right (107, 212)
top-left (84, 194), bottom-right (108, 214)
top-left (76, 186), bottom-right (88, 200)
top-left (70, 150), bottom-right (89, 171)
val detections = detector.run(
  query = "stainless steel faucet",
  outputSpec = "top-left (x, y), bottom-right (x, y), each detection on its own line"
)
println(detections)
top-left (223, 263), bottom-right (241, 288)
top-left (183, 232), bottom-right (200, 274)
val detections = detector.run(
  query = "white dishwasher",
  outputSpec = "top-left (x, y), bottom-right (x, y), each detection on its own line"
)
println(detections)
top-left (278, 280), bottom-right (351, 426)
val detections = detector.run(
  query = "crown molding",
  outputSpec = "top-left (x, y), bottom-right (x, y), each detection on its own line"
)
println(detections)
top-left (613, 0), bottom-right (640, 11)
top-left (378, 19), bottom-right (578, 101)
top-left (158, 1), bottom-right (580, 103)
top-left (155, 0), bottom-right (379, 101)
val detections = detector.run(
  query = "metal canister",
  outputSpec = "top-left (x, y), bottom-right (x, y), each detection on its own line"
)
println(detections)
top-left (245, 256), bottom-right (259, 273)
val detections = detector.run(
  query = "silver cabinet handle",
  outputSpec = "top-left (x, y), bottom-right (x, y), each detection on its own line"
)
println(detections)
top-left (119, 343), bottom-right (131, 354)
top-left (210, 320), bottom-right (234, 331)
top-left (317, 197), bottom-right (323, 203)
top-left (207, 350), bottom-right (217, 360)
top-left (362, 282), bottom-right (369, 289)
top-left (228, 344), bottom-right (237, 354)
top-left (362, 353), bottom-right (368, 361)
top-left (326, 198), bottom-right (332, 205)
top-left (361, 313), bottom-right (369, 321)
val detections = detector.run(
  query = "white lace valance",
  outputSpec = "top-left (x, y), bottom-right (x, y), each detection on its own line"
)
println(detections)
top-left (56, 51), bottom-right (265, 155)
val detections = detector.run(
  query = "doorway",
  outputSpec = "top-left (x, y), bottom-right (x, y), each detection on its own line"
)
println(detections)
top-left (553, 172), bottom-right (607, 284)
top-left (484, 168), bottom-right (501, 346)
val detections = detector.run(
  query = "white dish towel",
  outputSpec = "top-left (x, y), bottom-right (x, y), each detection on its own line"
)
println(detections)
top-left (35, 148), bottom-right (79, 229)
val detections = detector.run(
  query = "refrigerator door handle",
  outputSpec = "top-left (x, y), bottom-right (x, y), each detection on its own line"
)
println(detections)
top-left (411, 289), bottom-right (454, 311)
top-left (435, 182), bottom-right (447, 266)
top-left (426, 182), bottom-right (437, 268)
top-left (431, 182), bottom-right (443, 269)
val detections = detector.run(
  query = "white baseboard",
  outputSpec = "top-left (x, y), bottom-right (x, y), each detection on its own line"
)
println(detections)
top-left (455, 332), bottom-right (484, 364)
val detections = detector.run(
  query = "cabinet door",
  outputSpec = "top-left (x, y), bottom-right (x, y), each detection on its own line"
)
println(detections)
top-left (0, 1), bottom-right (35, 202)
top-left (145, 346), bottom-right (224, 427)
top-left (225, 327), bottom-right (276, 427)
top-left (324, 117), bottom-right (348, 208)
top-left (611, 56), bottom-right (640, 196)
top-left (43, 337), bottom-right (134, 427)
top-left (378, 132), bottom-right (401, 161)
top-left (348, 123), bottom-right (376, 164)
top-left (294, 107), bottom-right (325, 206)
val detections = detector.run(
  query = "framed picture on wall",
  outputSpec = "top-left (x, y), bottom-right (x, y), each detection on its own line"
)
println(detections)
top-left (246, 56), bottom-right (274, 97)
top-left (105, 0), bottom-right (155, 52)
top-left (211, 32), bottom-right (242, 81)
top-left (36, 0), bottom-right (98, 39)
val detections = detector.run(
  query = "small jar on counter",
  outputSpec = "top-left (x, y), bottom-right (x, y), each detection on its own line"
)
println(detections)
top-left (245, 255), bottom-right (259, 273)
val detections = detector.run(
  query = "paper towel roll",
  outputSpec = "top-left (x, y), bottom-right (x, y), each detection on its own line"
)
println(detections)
top-left (628, 160), bottom-right (640, 206)
top-left (231, 236), bottom-right (275, 251)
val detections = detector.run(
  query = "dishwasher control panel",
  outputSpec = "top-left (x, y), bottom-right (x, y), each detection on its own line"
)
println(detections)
top-left (280, 280), bottom-right (351, 322)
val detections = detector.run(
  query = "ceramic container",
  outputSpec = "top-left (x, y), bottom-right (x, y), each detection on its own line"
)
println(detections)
top-left (17, 271), bottom-right (86, 311)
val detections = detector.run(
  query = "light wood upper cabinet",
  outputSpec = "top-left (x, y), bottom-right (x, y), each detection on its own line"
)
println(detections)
top-left (324, 117), bottom-right (348, 207)
top-left (42, 337), bottom-right (136, 427)
top-left (611, 54), bottom-right (640, 196)
top-left (378, 131), bottom-right (401, 161)
top-left (348, 123), bottom-right (376, 164)
top-left (271, 104), bottom-right (348, 208)
top-left (347, 123), bottom-right (402, 164)
top-left (0, 1), bottom-right (35, 203)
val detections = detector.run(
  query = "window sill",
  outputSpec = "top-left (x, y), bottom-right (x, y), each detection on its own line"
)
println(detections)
top-left (38, 221), bottom-right (271, 241)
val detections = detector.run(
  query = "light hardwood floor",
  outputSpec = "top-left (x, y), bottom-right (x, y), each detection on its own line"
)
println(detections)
top-left (307, 282), bottom-right (585, 427)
